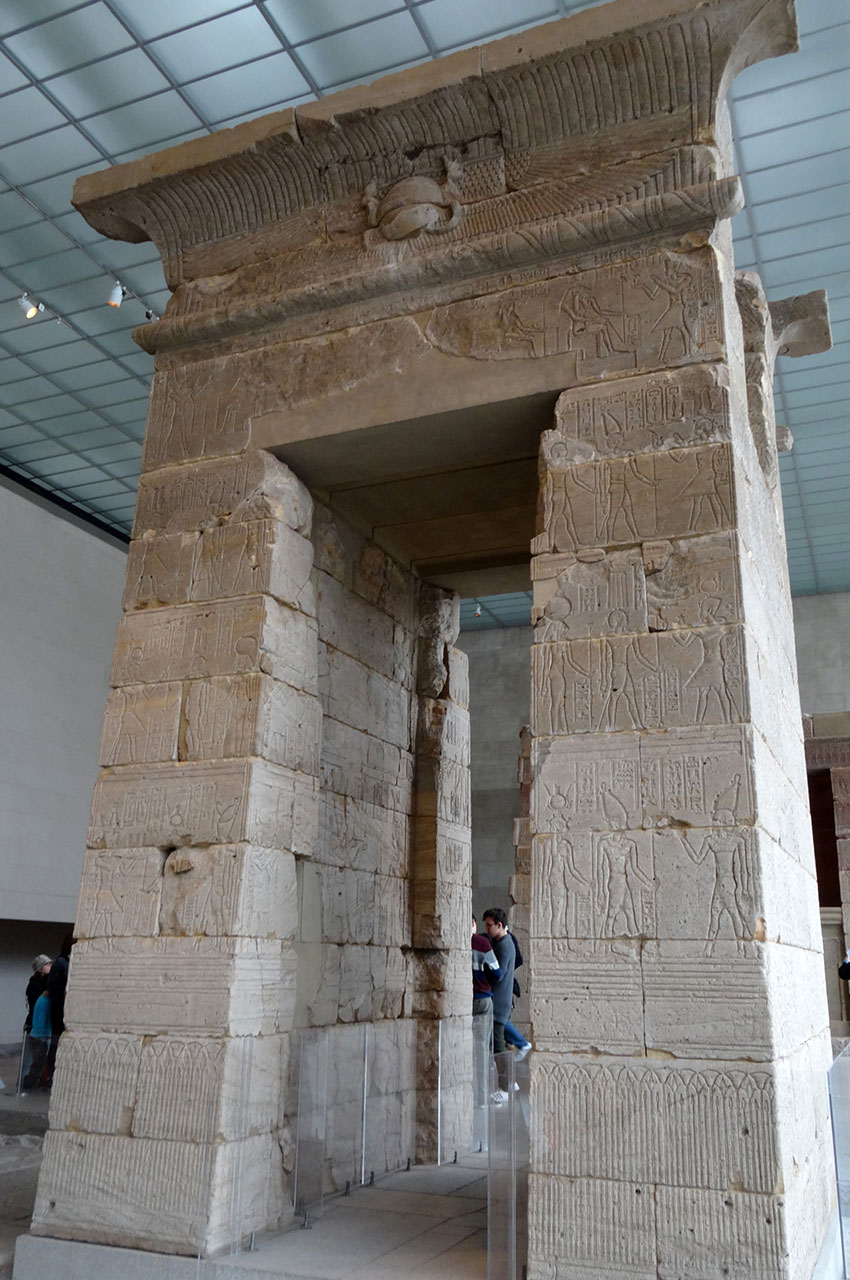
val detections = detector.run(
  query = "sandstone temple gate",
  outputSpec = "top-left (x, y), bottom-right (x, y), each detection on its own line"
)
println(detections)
top-left (14, 0), bottom-right (838, 1276)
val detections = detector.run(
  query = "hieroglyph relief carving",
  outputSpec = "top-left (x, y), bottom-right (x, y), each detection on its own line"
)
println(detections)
top-left (76, 848), bottom-right (163, 938)
top-left (532, 727), bottom-right (754, 833)
top-left (531, 829), bottom-right (755, 948)
top-left (531, 625), bottom-right (747, 734)
top-left (549, 365), bottom-right (730, 464)
top-left (536, 443), bottom-right (734, 554)
top-left (426, 249), bottom-right (723, 379)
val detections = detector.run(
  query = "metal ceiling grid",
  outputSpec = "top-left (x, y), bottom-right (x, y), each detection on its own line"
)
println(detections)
top-left (0, 0), bottom-right (846, 603)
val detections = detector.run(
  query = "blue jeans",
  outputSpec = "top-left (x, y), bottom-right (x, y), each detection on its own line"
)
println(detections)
top-left (504, 1019), bottom-right (529, 1049)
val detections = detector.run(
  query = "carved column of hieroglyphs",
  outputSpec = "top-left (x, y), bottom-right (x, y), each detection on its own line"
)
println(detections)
top-left (832, 768), bottom-right (850, 949)
top-left (528, 267), bottom-right (835, 1275)
top-left (412, 584), bottom-right (473, 1163)
top-left (33, 447), bottom-right (320, 1256)
top-left (508, 726), bottom-right (532, 1038)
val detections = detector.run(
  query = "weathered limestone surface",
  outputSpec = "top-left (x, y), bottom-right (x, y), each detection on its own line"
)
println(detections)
top-left (23, 0), bottom-right (836, 1274)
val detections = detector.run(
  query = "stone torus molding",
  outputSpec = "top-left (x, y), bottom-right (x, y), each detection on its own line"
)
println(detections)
top-left (71, 0), bottom-right (796, 355)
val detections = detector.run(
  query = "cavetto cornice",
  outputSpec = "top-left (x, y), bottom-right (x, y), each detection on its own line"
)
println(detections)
top-left (72, 0), bottom-right (796, 355)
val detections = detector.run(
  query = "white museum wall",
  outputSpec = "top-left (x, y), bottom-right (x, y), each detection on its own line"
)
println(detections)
top-left (0, 479), bottom-right (126, 1047)
top-left (793, 592), bottom-right (850, 716)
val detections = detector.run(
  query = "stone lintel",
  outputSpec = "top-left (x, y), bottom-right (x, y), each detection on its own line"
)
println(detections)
top-left (69, 0), bottom-right (796, 355)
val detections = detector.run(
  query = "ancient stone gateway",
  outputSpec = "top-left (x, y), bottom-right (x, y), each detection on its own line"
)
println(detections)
top-left (14, 0), bottom-right (838, 1276)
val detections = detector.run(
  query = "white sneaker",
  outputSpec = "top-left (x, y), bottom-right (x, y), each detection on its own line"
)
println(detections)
top-left (515, 1043), bottom-right (531, 1061)
top-left (490, 1090), bottom-right (509, 1104)
top-left (510, 1082), bottom-right (520, 1092)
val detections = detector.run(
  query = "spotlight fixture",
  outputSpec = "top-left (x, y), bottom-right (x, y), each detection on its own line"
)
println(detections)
top-left (474, 601), bottom-right (482, 618)
top-left (108, 281), bottom-right (125, 308)
top-left (18, 294), bottom-right (43, 319)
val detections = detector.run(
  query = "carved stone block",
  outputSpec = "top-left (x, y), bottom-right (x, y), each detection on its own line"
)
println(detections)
top-left (532, 938), bottom-right (644, 1053)
top-left (316, 569), bottom-right (400, 681)
top-left (531, 1055), bottom-right (779, 1192)
top-left (76, 847), bottom-right (164, 938)
top-left (159, 845), bottom-right (298, 940)
top-left (532, 548), bottom-right (647, 641)
top-left (655, 1186), bottom-right (785, 1279)
top-left (88, 760), bottom-right (318, 856)
top-left (643, 531), bottom-right (742, 632)
top-left (319, 644), bottom-right (412, 751)
top-left (33, 1129), bottom-right (281, 1254)
top-left (99, 683), bottom-right (181, 766)
top-left (414, 757), bottom-right (471, 829)
top-left (317, 791), bottom-right (410, 878)
top-left (531, 625), bottom-right (748, 735)
top-left (416, 697), bottom-right (470, 765)
top-left (427, 247), bottom-right (723, 380)
top-left (183, 674), bottom-right (322, 774)
top-left (532, 734), bottom-right (641, 833)
top-left (66, 937), bottom-right (284, 1036)
top-left (640, 725), bottom-right (754, 829)
top-left (320, 716), bottom-right (413, 813)
top-left (536, 442), bottom-right (735, 554)
top-left (133, 1032), bottom-right (280, 1142)
top-left (134, 451), bottom-right (312, 538)
top-left (191, 519), bottom-right (314, 614)
top-left (550, 363), bottom-right (730, 464)
top-left (528, 1170), bottom-right (657, 1279)
top-left (123, 532), bottom-right (198, 610)
top-left (111, 597), bottom-right (317, 692)
top-left (447, 645), bottom-right (470, 710)
top-left (50, 1033), bottom-right (142, 1136)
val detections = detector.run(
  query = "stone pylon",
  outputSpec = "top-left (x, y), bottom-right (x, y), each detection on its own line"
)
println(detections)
top-left (14, 0), bottom-right (838, 1276)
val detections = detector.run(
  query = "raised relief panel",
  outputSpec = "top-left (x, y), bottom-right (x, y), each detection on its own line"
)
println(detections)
top-left (549, 364), bottom-right (730, 464)
top-left (111, 597), bottom-right (317, 692)
top-left (123, 532), bottom-right (198, 610)
top-left (415, 757), bottom-right (472, 830)
top-left (641, 726), bottom-right (755, 829)
top-left (317, 791), bottom-right (410, 878)
top-left (643, 940), bottom-right (773, 1060)
top-left (531, 734), bottom-right (641, 833)
top-left (159, 845), bottom-right (297, 940)
top-left (643, 531), bottom-right (742, 632)
top-left (650, 827), bottom-right (758, 948)
top-left (426, 248), bottom-right (723, 378)
top-left (49, 1033), bottom-right (142, 1135)
top-left (532, 939), bottom-right (644, 1054)
top-left (66, 936), bottom-right (283, 1036)
top-left (537, 443), bottom-right (735, 554)
top-left (531, 831), bottom-right (655, 942)
top-left (531, 1057), bottom-right (779, 1192)
top-left (191, 519), bottom-right (314, 614)
top-left (183, 674), bottom-right (322, 774)
top-left (532, 548), bottom-right (648, 641)
top-left (531, 625), bottom-right (748, 735)
top-left (76, 848), bottom-right (163, 938)
top-left (134, 451), bottom-right (313, 538)
top-left (99, 684), bottom-right (181, 766)
top-left (88, 760), bottom-right (317, 855)
top-left (416, 697), bottom-right (471, 765)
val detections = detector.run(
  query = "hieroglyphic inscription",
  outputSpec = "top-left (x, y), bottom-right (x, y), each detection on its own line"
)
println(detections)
top-left (88, 760), bottom-right (318, 854)
top-left (532, 549), bottom-right (647, 641)
top-left (643, 532), bottom-right (741, 631)
top-left (531, 625), bottom-right (748, 734)
top-left (191, 519), bottom-right (314, 613)
top-left (123, 532), bottom-right (197, 610)
top-left (183, 674), bottom-right (321, 773)
top-left (532, 938), bottom-right (643, 1053)
top-left (640, 726), bottom-right (754, 829)
top-left (111, 597), bottom-right (317, 691)
top-left (536, 443), bottom-right (735, 553)
top-left (142, 358), bottom-right (259, 471)
top-left (76, 848), bottom-right (163, 938)
top-left (532, 734), bottom-right (641, 833)
top-left (100, 684), bottom-right (181, 766)
top-left (426, 248), bottom-right (723, 380)
top-left (549, 364), bottom-right (730, 463)
top-left (160, 845), bottom-right (297, 940)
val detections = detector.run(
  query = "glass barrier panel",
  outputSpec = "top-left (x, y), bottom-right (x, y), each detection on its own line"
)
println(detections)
top-left (438, 1014), bottom-right (474, 1165)
top-left (472, 1006), bottom-right (493, 1152)
top-left (363, 1019), bottom-right (417, 1185)
top-left (827, 1041), bottom-right (850, 1278)
top-left (488, 1052), bottom-right (515, 1280)
top-left (293, 1027), bottom-right (329, 1225)
top-left (18, 1031), bottom-right (49, 1094)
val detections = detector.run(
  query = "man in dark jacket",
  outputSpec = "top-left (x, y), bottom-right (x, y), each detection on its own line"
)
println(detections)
top-left (482, 907), bottom-right (515, 1055)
